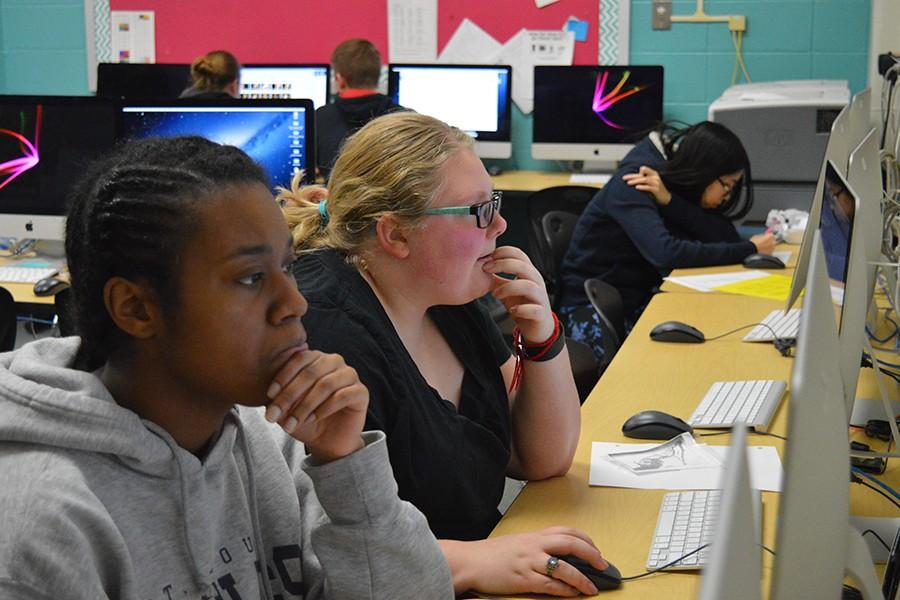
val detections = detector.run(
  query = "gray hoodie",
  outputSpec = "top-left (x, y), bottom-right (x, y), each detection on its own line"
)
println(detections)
top-left (0, 337), bottom-right (453, 600)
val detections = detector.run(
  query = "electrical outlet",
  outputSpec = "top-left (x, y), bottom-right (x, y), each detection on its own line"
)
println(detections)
top-left (652, 0), bottom-right (672, 30)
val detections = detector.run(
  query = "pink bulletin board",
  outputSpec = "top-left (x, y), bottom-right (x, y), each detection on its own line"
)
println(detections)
top-left (108, 1), bottom-right (600, 65)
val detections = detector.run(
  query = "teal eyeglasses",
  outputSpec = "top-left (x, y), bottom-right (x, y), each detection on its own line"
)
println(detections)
top-left (422, 190), bottom-right (503, 229)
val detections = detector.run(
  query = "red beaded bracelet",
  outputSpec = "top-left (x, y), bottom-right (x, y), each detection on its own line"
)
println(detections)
top-left (509, 312), bottom-right (565, 392)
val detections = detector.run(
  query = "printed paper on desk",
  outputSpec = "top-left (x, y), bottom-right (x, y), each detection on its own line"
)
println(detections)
top-left (496, 29), bottom-right (574, 114)
top-left (713, 274), bottom-right (793, 301)
top-left (591, 441), bottom-right (783, 491)
top-left (664, 270), bottom-right (769, 292)
top-left (774, 250), bottom-right (792, 264)
top-left (438, 18), bottom-right (502, 64)
top-left (606, 433), bottom-right (721, 475)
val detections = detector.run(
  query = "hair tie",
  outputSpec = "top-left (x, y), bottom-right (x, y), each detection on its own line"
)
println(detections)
top-left (318, 200), bottom-right (329, 225)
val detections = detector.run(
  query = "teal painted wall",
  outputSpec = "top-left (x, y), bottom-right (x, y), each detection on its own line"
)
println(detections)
top-left (0, 0), bottom-right (871, 170)
top-left (0, 0), bottom-right (89, 95)
top-left (499, 0), bottom-right (871, 172)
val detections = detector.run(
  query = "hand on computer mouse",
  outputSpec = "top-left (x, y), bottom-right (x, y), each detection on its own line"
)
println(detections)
top-left (750, 232), bottom-right (777, 255)
top-left (441, 526), bottom-right (608, 596)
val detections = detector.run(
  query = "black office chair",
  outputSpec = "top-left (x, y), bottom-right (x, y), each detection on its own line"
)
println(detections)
top-left (539, 210), bottom-right (579, 310)
top-left (0, 287), bottom-right (16, 352)
top-left (525, 185), bottom-right (595, 308)
top-left (583, 277), bottom-right (625, 372)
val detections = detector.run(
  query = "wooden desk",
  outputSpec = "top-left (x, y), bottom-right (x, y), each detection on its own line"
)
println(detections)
top-left (489, 292), bottom-right (896, 599)
top-left (660, 244), bottom-right (798, 294)
top-left (490, 170), bottom-right (605, 193)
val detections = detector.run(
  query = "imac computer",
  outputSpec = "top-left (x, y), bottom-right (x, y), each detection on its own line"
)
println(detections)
top-left (697, 426), bottom-right (761, 600)
top-left (0, 95), bottom-right (118, 241)
top-left (96, 63), bottom-right (191, 99)
top-left (785, 103), bottom-right (854, 310)
top-left (770, 232), bottom-right (882, 600)
top-left (118, 99), bottom-right (316, 188)
top-left (387, 64), bottom-right (512, 159)
top-left (532, 65), bottom-right (664, 166)
top-left (846, 89), bottom-right (872, 153)
top-left (239, 64), bottom-right (331, 109)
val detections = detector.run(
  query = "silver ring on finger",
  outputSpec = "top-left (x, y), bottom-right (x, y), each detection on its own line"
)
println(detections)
top-left (545, 555), bottom-right (560, 577)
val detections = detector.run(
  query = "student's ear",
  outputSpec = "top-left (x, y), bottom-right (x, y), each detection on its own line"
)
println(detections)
top-left (374, 214), bottom-right (410, 259)
top-left (334, 72), bottom-right (348, 92)
top-left (103, 277), bottom-right (162, 340)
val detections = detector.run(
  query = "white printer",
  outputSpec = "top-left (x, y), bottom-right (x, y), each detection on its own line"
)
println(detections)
top-left (709, 80), bottom-right (850, 222)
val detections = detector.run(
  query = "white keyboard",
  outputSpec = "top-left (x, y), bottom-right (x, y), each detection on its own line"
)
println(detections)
top-left (742, 308), bottom-right (801, 342)
top-left (0, 266), bottom-right (58, 284)
top-left (646, 489), bottom-right (760, 570)
top-left (688, 379), bottom-right (787, 430)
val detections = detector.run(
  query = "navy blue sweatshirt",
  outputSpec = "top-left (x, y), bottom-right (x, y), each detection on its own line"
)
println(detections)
top-left (559, 137), bottom-right (755, 318)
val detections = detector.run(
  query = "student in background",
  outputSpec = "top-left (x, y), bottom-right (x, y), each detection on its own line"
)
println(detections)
top-left (282, 112), bottom-right (608, 598)
top-left (0, 136), bottom-right (452, 599)
top-left (315, 39), bottom-right (403, 179)
top-left (180, 49), bottom-right (240, 99)
top-left (558, 121), bottom-right (776, 364)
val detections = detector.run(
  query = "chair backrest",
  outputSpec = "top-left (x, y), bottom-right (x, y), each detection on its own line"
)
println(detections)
top-left (525, 185), bottom-right (596, 287)
top-left (539, 211), bottom-right (579, 309)
top-left (0, 287), bottom-right (16, 352)
top-left (583, 277), bottom-right (625, 367)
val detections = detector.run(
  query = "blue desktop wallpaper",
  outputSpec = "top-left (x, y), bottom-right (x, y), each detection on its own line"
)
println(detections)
top-left (122, 109), bottom-right (308, 188)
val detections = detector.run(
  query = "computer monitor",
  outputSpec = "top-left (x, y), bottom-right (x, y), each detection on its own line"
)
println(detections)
top-left (846, 89), bottom-right (872, 152)
top-left (532, 65), bottom-right (664, 164)
top-left (118, 99), bottom-right (316, 188)
top-left (838, 128), bottom-right (882, 414)
top-left (770, 232), bottom-right (883, 600)
top-left (770, 231), bottom-right (850, 600)
top-left (96, 63), bottom-right (191, 99)
top-left (0, 95), bottom-right (118, 241)
top-left (786, 103), bottom-right (854, 310)
top-left (239, 64), bottom-right (331, 109)
top-left (697, 425), bottom-right (761, 600)
top-left (387, 64), bottom-right (512, 159)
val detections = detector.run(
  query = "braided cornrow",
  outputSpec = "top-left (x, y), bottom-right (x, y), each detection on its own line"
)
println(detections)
top-left (65, 136), bottom-right (267, 370)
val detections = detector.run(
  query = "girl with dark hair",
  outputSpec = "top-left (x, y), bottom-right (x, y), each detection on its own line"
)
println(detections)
top-left (559, 121), bottom-right (776, 363)
top-left (0, 136), bottom-right (452, 599)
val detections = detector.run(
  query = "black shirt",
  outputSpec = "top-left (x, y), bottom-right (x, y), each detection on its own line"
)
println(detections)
top-left (315, 94), bottom-right (405, 179)
top-left (559, 137), bottom-right (755, 317)
top-left (294, 249), bottom-right (513, 540)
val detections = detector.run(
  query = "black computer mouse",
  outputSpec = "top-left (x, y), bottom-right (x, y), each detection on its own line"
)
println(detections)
top-left (649, 320), bottom-right (705, 343)
top-left (33, 276), bottom-right (69, 297)
top-left (622, 409), bottom-right (694, 440)
top-left (487, 164), bottom-right (504, 176)
top-left (742, 252), bottom-right (785, 269)
top-left (558, 555), bottom-right (622, 591)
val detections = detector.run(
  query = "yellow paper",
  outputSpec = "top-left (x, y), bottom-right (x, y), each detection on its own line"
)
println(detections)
top-left (712, 274), bottom-right (795, 301)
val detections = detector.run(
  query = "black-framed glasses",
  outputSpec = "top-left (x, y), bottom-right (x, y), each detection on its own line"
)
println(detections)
top-left (423, 190), bottom-right (503, 229)
top-left (717, 177), bottom-right (734, 196)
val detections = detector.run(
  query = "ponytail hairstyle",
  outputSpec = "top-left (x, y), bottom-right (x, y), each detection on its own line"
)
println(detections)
top-left (657, 121), bottom-right (754, 220)
top-left (65, 136), bottom-right (267, 370)
top-left (278, 111), bottom-right (473, 268)
top-left (187, 50), bottom-right (240, 94)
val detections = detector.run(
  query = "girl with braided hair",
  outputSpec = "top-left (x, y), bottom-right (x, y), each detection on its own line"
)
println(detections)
top-left (0, 136), bottom-right (452, 599)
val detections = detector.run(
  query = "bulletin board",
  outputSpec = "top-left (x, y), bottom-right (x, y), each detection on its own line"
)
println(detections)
top-left (107, 0), bottom-right (605, 65)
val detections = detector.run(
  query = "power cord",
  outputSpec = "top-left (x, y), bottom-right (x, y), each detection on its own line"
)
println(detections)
top-left (851, 467), bottom-right (900, 504)
top-left (860, 529), bottom-right (892, 553)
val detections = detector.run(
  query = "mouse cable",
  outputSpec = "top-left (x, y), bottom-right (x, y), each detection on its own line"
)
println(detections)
top-left (851, 473), bottom-right (900, 510)
top-left (697, 430), bottom-right (787, 441)
top-left (619, 543), bottom-right (776, 582)
top-left (15, 315), bottom-right (55, 326)
top-left (860, 528), bottom-right (892, 552)
top-left (703, 322), bottom-right (795, 357)
top-left (852, 467), bottom-right (900, 502)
